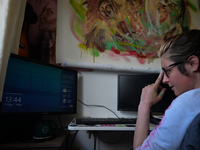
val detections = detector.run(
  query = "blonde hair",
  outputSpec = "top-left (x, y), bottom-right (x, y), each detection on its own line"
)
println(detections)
top-left (158, 34), bottom-right (180, 58)
top-left (158, 29), bottom-right (200, 75)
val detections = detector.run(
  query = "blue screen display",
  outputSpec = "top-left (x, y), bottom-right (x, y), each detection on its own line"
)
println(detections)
top-left (1, 54), bottom-right (77, 114)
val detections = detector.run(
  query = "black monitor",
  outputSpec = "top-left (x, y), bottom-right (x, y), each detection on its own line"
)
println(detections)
top-left (117, 74), bottom-right (176, 113)
top-left (0, 54), bottom-right (77, 115)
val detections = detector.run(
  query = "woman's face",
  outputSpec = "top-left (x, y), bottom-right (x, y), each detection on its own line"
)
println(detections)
top-left (161, 55), bottom-right (193, 96)
top-left (38, 0), bottom-right (57, 32)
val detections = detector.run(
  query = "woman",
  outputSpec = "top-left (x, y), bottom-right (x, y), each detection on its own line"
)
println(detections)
top-left (133, 29), bottom-right (200, 149)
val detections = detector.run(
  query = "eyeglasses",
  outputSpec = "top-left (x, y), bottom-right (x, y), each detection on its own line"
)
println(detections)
top-left (162, 61), bottom-right (185, 77)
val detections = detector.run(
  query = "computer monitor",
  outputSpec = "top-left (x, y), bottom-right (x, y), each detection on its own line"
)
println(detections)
top-left (117, 74), bottom-right (176, 113)
top-left (0, 54), bottom-right (77, 115)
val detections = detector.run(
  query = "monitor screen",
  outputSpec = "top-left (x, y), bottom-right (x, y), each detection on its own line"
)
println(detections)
top-left (0, 54), bottom-right (77, 115)
top-left (117, 74), bottom-right (176, 113)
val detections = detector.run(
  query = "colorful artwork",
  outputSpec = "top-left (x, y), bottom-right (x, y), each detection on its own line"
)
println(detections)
top-left (69, 0), bottom-right (198, 64)
top-left (19, 0), bottom-right (57, 64)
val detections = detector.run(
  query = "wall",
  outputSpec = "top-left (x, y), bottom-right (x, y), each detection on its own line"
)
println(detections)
top-left (56, 0), bottom-right (139, 119)
top-left (76, 70), bottom-right (137, 118)
top-left (56, 0), bottom-right (163, 73)
top-left (55, 0), bottom-right (139, 149)
top-left (46, 70), bottom-right (137, 150)
top-left (61, 70), bottom-right (137, 150)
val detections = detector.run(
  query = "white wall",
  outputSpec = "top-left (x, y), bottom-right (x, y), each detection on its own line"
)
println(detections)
top-left (76, 70), bottom-right (137, 118)
top-left (56, 0), bottom-right (138, 119)
top-left (58, 70), bottom-right (137, 150)
top-left (55, 0), bottom-right (138, 149)
top-left (0, 0), bottom-right (139, 149)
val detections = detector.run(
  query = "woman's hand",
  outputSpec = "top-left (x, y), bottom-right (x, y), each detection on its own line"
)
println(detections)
top-left (140, 71), bottom-right (166, 108)
top-left (133, 71), bottom-right (166, 149)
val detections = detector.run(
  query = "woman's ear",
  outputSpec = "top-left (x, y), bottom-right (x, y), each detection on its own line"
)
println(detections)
top-left (187, 55), bottom-right (199, 72)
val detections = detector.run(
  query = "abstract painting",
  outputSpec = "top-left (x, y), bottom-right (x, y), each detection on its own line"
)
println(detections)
top-left (58, 0), bottom-right (200, 72)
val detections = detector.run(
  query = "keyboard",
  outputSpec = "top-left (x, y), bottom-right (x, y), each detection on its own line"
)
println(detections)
top-left (75, 117), bottom-right (137, 125)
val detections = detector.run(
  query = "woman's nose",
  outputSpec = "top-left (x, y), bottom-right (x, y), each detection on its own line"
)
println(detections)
top-left (162, 74), bottom-right (169, 84)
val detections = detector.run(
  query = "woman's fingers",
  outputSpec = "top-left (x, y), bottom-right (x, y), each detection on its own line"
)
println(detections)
top-left (158, 88), bottom-right (166, 99)
top-left (154, 71), bottom-right (164, 88)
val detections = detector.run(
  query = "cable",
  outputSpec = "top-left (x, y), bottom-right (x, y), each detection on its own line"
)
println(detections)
top-left (77, 99), bottom-right (120, 118)
top-left (58, 115), bottom-right (79, 150)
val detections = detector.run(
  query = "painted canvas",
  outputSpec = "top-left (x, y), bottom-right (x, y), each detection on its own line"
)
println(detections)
top-left (19, 0), bottom-right (57, 64)
top-left (57, 0), bottom-right (200, 72)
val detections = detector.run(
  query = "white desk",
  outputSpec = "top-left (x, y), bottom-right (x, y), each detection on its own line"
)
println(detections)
top-left (68, 118), bottom-right (156, 131)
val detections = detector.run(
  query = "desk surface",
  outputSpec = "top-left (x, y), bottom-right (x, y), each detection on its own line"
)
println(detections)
top-left (68, 118), bottom-right (156, 131)
top-left (0, 132), bottom-right (66, 149)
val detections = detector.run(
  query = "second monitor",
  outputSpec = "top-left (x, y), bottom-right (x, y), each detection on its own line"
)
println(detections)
top-left (117, 73), bottom-right (176, 114)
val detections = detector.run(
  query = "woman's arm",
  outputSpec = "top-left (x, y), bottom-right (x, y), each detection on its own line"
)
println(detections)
top-left (133, 71), bottom-right (166, 149)
top-left (133, 101), bottom-right (151, 149)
